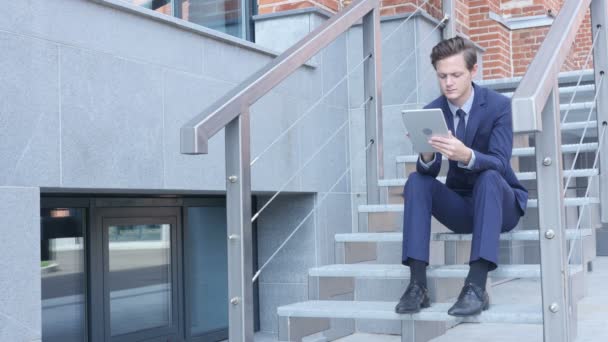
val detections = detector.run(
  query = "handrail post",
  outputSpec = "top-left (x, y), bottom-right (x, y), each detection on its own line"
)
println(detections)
top-left (225, 109), bottom-right (254, 342)
top-left (362, 3), bottom-right (383, 204)
top-left (591, 0), bottom-right (608, 223)
top-left (536, 85), bottom-right (572, 342)
top-left (442, 0), bottom-right (456, 39)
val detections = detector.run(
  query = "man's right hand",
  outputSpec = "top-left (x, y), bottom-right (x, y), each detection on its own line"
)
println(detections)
top-left (420, 152), bottom-right (434, 163)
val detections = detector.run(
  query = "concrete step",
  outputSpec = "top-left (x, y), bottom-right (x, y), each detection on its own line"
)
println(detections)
top-left (309, 264), bottom-right (583, 279)
top-left (358, 197), bottom-right (599, 213)
top-left (378, 168), bottom-right (598, 187)
top-left (395, 142), bottom-right (599, 164)
top-left (278, 300), bottom-right (543, 324)
top-left (562, 120), bottom-right (598, 131)
top-left (502, 84), bottom-right (596, 99)
top-left (335, 229), bottom-right (593, 243)
top-left (477, 69), bottom-right (594, 92)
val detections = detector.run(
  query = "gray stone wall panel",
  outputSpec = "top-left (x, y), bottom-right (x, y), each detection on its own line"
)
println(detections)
top-left (0, 33), bottom-right (60, 187)
top-left (0, 187), bottom-right (41, 341)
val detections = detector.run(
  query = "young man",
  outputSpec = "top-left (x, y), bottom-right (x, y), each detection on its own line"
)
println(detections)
top-left (394, 37), bottom-right (528, 317)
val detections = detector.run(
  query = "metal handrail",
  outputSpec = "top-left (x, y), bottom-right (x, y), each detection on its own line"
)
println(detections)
top-left (180, 0), bottom-right (378, 154)
top-left (511, 0), bottom-right (592, 133)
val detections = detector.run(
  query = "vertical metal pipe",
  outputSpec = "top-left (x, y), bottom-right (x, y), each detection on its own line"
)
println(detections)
top-left (536, 85), bottom-right (572, 342)
top-left (442, 0), bottom-right (456, 39)
top-left (362, 1), bottom-right (384, 205)
top-left (591, 0), bottom-right (608, 223)
top-left (225, 110), bottom-right (254, 341)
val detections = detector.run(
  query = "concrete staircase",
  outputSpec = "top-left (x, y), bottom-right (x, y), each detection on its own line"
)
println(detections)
top-left (276, 70), bottom-right (601, 341)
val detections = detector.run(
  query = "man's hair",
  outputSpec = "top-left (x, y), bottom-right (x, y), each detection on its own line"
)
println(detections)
top-left (430, 36), bottom-right (477, 70)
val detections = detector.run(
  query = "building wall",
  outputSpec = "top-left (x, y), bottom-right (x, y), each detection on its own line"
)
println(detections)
top-left (0, 187), bottom-right (41, 342)
top-left (0, 0), bottom-right (448, 338)
top-left (265, 0), bottom-right (595, 79)
top-left (253, 9), bottom-right (444, 332)
top-left (0, 0), bottom-right (353, 339)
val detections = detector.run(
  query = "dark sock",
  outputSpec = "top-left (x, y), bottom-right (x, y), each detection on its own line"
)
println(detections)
top-left (466, 258), bottom-right (492, 290)
top-left (408, 258), bottom-right (427, 288)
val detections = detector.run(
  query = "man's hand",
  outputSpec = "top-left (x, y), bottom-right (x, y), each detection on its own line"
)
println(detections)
top-left (429, 131), bottom-right (472, 164)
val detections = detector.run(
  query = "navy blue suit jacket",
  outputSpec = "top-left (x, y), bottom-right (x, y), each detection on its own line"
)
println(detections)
top-left (416, 83), bottom-right (528, 215)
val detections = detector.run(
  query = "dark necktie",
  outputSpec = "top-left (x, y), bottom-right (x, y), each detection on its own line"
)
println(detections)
top-left (455, 109), bottom-right (466, 142)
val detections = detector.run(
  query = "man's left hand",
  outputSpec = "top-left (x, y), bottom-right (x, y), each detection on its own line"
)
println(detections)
top-left (428, 131), bottom-right (472, 164)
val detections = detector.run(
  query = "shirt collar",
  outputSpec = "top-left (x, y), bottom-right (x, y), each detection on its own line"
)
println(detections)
top-left (447, 85), bottom-right (475, 117)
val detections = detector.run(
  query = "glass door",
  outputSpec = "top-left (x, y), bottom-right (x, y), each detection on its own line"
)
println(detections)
top-left (94, 207), bottom-right (181, 342)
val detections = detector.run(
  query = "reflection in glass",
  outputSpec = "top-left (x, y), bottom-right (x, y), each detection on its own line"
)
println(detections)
top-left (108, 224), bottom-right (172, 336)
top-left (187, 207), bottom-right (229, 336)
top-left (131, 0), bottom-right (174, 15)
top-left (181, 0), bottom-right (243, 38)
top-left (40, 208), bottom-right (86, 342)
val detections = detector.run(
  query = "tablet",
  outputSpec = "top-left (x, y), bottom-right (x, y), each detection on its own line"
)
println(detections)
top-left (401, 108), bottom-right (449, 153)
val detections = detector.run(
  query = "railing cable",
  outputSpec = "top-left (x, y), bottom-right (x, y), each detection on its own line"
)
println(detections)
top-left (382, 0), bottom-right (433, 45)
top-left (251, 96), bottom-right (373, 223)
top-left (252, 138), bottom-right (374, 283)
top-left (383, 15), bottom-right (448, 87)
top-left (563, 73), bottom-right (604, 195)
top-left (561, 28), bottom-right (601, 124)
top-left (567, 124), bottom-right (607, 264)
top-left (250, 54), bottom-right (372, 166)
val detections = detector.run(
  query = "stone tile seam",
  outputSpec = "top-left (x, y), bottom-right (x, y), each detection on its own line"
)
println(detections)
top-left (0, 28), bottom-right (205, 77)
top-left (58, 45), bottom-right (63, 187)
top-left (161, 69), bottom-right (167, 189)
top-left (0, 310), bottom-right (40, 337)
top-left (258, 282), bottom-right (308, 285)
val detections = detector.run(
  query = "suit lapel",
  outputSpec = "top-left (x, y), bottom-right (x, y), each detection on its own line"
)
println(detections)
top-left (464, 83), bottom-right (485, 147)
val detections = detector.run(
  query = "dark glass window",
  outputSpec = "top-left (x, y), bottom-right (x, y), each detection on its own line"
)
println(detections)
top-left (40, 208), bottom-right (87, 342)
top-left (130, 0), bottom-right (254, 40)
top-left (186, 206), bottom-right (229, 338)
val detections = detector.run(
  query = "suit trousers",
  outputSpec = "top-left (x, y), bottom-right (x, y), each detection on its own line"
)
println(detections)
top-left (401, 170), bottom-right (521, 270)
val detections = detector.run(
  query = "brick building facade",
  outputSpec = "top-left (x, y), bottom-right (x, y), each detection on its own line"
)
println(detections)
top-left (259, 0), bottom-right (594, 79)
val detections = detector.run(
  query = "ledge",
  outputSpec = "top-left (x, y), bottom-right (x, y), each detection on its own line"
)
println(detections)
top-left (90, 0), bottom-right (316, 68)
top-left (381, 10), bottom-right (445, 27)
top-left (489, 11), bottom-right (554, 30)
top-left (252, 7), bottom-right (334, 22)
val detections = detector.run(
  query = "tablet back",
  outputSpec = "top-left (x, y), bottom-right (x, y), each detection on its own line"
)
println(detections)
top-left (401, 108), bottom-right (449, 153)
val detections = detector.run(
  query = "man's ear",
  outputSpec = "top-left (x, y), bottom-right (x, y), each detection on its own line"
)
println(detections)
top-left (471, 63), bottom-right (479, 79)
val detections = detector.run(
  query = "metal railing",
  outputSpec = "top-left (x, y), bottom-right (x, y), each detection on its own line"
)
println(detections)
top-left (511, 0), bottom-right (607, 340)
top-left (180, 0), bottom-right (383, 339)
top-left (250, 9), bottom-right (449, 283)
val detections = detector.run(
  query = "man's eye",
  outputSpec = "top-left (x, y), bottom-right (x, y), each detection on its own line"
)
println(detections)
top-left (453, 73), bottom-right (462, 78)
top-left (439, 75), bottom-right (447, 79)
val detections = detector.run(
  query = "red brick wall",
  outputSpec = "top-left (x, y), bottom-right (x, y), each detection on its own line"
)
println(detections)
top-left (469, 0), bottom-right (512, 78)
top-left (499, 0), bottom-right (593, 78)
top-left (260, 0), bottom-right (594, 79)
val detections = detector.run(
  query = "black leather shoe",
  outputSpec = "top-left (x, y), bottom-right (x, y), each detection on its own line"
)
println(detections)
top-left (447, 283), bottom-right (490, 317)
top-left (395, 281), bottom-right (430, 314)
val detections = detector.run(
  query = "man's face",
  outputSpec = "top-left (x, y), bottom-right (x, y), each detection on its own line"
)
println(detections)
top-left (435, 53), bottom-right (477, 107)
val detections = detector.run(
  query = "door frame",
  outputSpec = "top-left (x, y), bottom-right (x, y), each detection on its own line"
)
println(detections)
top-left (91, 206), bottom-right (183, 342)
top-left (41, 195), bottom-right (258, 342)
